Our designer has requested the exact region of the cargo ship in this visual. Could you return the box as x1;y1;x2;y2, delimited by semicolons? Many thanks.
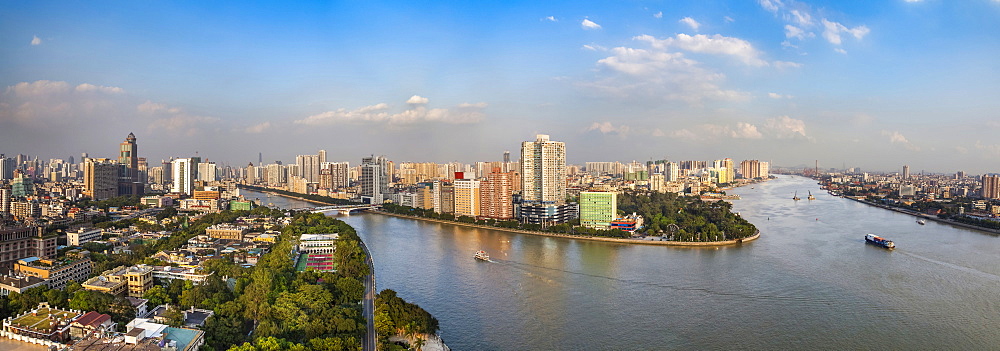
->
474;250;490;261
865;234;895;249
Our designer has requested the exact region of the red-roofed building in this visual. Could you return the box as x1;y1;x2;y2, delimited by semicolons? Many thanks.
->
70;311;115;340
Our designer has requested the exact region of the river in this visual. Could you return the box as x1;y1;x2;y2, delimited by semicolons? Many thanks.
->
241;175;1000;350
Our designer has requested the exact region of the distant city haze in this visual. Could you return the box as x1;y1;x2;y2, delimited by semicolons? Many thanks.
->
1;1;998;173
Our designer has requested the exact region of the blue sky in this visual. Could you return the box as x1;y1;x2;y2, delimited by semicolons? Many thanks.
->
2;0;999;173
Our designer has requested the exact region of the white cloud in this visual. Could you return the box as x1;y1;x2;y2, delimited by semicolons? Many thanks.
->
295;98;486;126
6;80;70;97
881;130;920;151
544;16;557;22
975;141;1000;156
75;83;125;94
764;115;809;139
790;10;813;26
406;95;429;105
636;33;768;66
784;25;813;40
904;0;922;2
768;92;792;99
679;17;701;31
834;48;847;54
654;12;663;19
759;0;783;13
587;121;630;135
581;19;602;30
724;16;735;23
733;122;763;139
31;35;42;46
244;122;271;134
582;44;606;51
821;18;870;45
773;60;803;69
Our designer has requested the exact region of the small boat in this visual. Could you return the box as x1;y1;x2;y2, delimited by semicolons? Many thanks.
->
474;250;490;261
865;234;895;249
917;220;926;225
807;191;815;200
793;191;800;201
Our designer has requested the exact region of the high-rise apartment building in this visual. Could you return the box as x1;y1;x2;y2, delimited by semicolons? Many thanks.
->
0;155;15;181
296;154;321;183
0;187;11;217
360;156;389;204
739;160;769;180
665;162;679;182
319;162;350;189
171;158;195;195
902;165;910;179
83;158;119;200
480;169;515;220
198;162;218;182
521;134;566;205
580;191;617;230
519;135;576;225
983;175;1000;200
453;179;481;218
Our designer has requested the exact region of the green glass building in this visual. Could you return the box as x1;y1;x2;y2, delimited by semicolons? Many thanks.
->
580;191;617;230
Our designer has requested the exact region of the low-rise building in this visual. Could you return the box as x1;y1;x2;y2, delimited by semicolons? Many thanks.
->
0;274;46;296
0;225;57;268
150;265;212;284
205;224;249;241
14;253;92;290
69;311;115;340
67;228;102;246
298;233;339;254
2;302;83;344
82;265;154;298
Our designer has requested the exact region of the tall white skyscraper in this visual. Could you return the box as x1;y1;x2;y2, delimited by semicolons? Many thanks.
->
665;162;679;182
361;156;389;204
171;158;195;195
520;134;566;205
297;153;322;183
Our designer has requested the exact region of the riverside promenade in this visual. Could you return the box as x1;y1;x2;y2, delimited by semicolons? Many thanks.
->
372;211;760;247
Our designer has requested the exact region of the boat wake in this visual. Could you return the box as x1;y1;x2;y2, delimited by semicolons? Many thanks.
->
494;259;846;306
897;251;1000;282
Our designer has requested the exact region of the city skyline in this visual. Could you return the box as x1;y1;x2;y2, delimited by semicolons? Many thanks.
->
2;1;999;173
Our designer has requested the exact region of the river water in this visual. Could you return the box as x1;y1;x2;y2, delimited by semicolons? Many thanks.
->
241;175;1000;350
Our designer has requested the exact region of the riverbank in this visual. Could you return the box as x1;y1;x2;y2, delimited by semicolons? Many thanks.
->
238;186;333;207
371;211;759;247
388;334;450;351
843;197;1000;235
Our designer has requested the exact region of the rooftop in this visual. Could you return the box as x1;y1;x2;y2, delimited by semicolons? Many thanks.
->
9;306;80;332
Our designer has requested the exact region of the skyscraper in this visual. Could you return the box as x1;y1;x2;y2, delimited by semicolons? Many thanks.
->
902;165;910;179
665;162;679;182
453;178;481;218
117;133;144;196
520;134;566;205
983;175;1000;200
360;156;389;204
518;135;575;225
319;162;350;189
83;158;118;200
171;158;195;195
480;169;515;220
297;154;321;183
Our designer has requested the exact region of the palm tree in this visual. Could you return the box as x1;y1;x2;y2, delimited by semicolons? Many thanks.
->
412;336;426;351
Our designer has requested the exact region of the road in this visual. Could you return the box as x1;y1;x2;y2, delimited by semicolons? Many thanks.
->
359;238;377;351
